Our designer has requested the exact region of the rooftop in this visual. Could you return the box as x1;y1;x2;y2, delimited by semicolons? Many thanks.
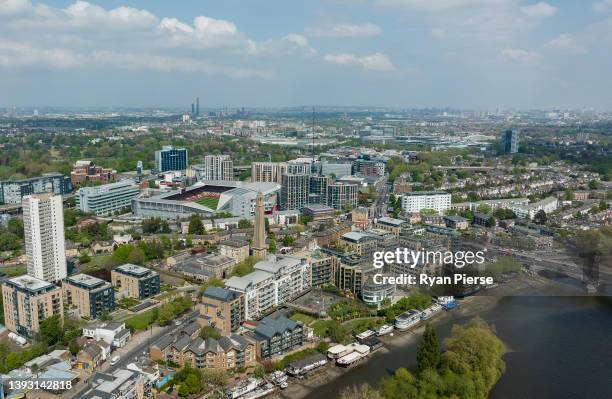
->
6;275;58;292
114;263;157;277
203;286;242;302
376;216;406;227
65;274;111;290
255;316;301;339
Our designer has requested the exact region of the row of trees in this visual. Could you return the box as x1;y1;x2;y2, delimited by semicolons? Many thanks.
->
342;318;506;399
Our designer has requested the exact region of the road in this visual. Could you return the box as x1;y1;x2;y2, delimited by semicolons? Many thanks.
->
372;179;390;218
67;314;196;398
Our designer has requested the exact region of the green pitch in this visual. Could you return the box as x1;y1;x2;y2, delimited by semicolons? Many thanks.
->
194;197;219;210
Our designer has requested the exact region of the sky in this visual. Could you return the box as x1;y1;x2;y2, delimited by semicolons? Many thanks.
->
1;0;611;110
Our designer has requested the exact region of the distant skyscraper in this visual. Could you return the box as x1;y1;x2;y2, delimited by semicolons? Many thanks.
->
23;193;67;282
191;103;195;115
196;97;200;117
202;155;233;181
252;192;267;259
503;129;519;154
155;146;188;172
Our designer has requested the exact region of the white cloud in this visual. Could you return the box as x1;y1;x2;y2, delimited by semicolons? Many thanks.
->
0;0;31;15
372;0;554;42
593;0;612;12
501;48;541;64
544;33;588;54
324;52;395;71
0;0;313;76
520;2;557;18
307;22;381;38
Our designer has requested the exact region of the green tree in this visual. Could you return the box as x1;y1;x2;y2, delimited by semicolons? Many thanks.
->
199;326;221;340
238;219;253;229
39;315;62;346
416;324;441;371
69;340;80;356
533;209;547;225
282;235;295;247
63;209;77;227
588;180;599;190
268;238;277;253
476;204;492;214
188;215;205;235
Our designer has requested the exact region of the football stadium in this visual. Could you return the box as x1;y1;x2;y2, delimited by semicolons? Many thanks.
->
132;181;280;220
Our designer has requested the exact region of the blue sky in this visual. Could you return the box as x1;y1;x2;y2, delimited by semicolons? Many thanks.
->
1;0;611;109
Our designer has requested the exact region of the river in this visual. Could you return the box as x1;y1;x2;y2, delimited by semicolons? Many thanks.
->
303;286;612;399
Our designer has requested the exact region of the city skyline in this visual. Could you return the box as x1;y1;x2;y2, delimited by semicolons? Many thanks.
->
1;0;612;110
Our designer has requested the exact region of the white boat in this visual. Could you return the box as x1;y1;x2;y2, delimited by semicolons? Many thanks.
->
327;344;352;359
394;310;422;331
270;371;287;384
242;383;276;399
226;378;262;399
376;324;394;336
356;329;376;341
286;353;327;376
420;304;443;320
336;344;370;367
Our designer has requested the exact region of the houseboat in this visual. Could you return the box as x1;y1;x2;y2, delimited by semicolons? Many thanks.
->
394;310;422;331
355;329;376;343
421;304;443;320
286;353;327;377
376;324;394;336
226;378;262;399
327;344;352;359
437;296;459;310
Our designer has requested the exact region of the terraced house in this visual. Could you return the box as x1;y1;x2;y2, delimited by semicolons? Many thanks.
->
150;324;255;370
253;316;304;359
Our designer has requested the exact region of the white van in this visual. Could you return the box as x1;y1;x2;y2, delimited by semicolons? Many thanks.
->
110;355;120;365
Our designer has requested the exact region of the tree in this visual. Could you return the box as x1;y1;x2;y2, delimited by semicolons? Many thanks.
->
485;216;497;228
199;326;221;340
588;180;599;190
7;218;24;238
494;208;516;220
126;247;146;265
416;324;441;371
476;204;492;214
188;215;205;235
238;219;253;229
268;238;277;253
282;235;295;247
78;252;91;264
69;340;80;356
39;315;62;346
63;209;77;227
564;190;575;201
599;201;609;211
340;383;382;399
533;210;547;225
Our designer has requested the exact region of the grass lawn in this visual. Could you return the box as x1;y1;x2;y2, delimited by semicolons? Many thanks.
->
125;309;157;331
290;312;315;326
0;265;26;277
194;197;219;210
118;297;141;309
